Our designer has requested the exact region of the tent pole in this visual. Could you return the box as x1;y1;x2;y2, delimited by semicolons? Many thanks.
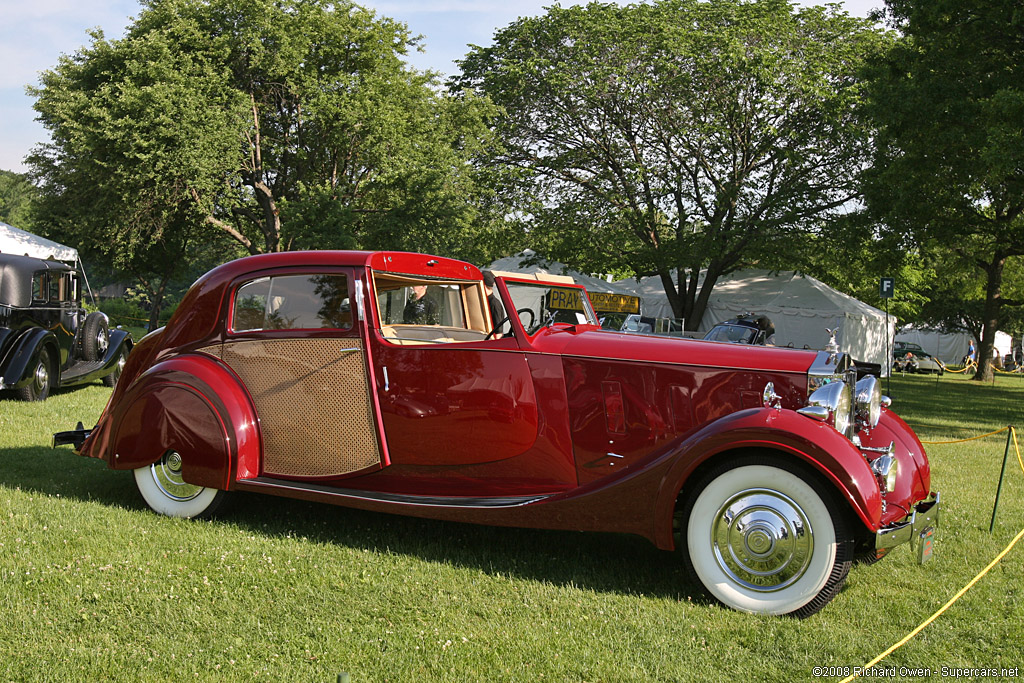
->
77;256;97;307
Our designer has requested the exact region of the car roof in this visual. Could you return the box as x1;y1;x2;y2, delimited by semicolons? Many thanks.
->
0;253;74;307
158;250;484;349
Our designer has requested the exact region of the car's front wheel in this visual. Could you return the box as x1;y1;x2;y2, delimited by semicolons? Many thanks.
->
680;455;854;618
134;451;226;519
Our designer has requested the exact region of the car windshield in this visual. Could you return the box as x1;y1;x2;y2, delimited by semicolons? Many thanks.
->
503;281;598;335
704;323;758;344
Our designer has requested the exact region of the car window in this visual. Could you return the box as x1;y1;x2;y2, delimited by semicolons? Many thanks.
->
372;273;493;345
31;273;45;302
503;281;597;335
377;284;465;327
231;274;352;332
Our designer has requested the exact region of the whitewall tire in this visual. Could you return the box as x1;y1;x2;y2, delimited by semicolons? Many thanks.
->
134;451;225;519
681;456;853;617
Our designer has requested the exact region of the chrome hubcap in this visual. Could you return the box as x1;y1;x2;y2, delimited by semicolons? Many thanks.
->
151;451;203;502
97;329;109;355
711;488;814;592
116;353;127;373
33;361;48;391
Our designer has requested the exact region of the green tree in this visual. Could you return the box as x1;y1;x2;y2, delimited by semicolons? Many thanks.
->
456;0;888;329
0;170;38;230
29;0;500;302
862;0;1024;381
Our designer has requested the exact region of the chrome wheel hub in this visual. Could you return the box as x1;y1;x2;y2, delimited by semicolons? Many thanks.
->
33;362;48;391
151;451;203;502
97;329;109;355
711;488;814;592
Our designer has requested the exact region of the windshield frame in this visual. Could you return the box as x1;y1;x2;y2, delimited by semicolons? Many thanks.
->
497;277;600;336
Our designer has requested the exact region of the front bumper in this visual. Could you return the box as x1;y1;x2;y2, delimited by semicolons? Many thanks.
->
875;491;940;563
53;422;92;453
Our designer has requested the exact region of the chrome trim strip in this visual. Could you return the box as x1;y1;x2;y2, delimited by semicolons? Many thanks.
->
238;476;552;509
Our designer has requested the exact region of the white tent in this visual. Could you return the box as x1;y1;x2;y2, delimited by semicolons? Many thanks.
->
489;250;635;296
618;269;896;371
0;221;78;262
896;327;1011;365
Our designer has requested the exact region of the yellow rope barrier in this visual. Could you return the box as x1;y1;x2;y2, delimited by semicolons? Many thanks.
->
838;425;1023;682
918;426;1011;444
838;527;1024;683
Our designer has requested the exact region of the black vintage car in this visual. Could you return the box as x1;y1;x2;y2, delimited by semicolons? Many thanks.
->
0;253;132;400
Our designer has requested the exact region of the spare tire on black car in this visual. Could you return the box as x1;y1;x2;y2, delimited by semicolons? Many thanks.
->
82;312;109;361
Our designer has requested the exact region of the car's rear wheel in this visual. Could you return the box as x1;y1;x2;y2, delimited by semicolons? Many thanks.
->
680;455;854;617
15;347;53;402
134;451;226;519
82;313;109;362
102;347;128;387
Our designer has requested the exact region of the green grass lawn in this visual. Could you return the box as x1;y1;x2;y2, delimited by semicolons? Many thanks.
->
1;374;1023;681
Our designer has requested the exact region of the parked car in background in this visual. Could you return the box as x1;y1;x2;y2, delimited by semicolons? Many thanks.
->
703;314;776;345
893;341;944;375
55;251;938;617
0;253;132;400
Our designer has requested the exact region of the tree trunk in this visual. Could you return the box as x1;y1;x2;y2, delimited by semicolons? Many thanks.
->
973;251;1007;382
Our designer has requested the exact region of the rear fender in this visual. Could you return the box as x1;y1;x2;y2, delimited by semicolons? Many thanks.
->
654;407;882;550
97;352;260;490
1;328;59;389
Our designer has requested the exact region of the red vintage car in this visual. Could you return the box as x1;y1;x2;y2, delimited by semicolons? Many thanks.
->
54;251;938;617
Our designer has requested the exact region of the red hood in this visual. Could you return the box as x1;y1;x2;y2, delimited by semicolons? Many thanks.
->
529;326;818;375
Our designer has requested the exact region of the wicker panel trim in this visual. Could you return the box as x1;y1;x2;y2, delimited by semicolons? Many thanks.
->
196;344;222;360
219;338;381;477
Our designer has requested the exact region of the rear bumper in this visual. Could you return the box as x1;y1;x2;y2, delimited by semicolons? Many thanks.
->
875;491;940;562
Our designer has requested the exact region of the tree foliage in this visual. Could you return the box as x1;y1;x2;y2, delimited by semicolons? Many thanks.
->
0;171;38;231
456;0;888;328
863;0;1024;379
29;0;501;298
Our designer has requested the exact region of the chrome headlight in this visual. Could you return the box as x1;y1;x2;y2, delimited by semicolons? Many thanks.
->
855;375;882;429
871;452;899;493
801;380;853;436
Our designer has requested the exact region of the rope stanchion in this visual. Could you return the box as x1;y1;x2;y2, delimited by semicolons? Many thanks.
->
838;423;1024;682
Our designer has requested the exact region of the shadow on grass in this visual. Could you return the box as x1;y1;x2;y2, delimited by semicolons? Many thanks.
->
0;445;709;606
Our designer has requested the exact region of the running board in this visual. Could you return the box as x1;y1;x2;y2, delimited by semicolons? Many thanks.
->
235;476;552;509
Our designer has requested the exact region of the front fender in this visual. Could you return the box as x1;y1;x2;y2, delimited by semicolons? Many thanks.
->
0;327;59;389
653;407;883;550
82;351;260;490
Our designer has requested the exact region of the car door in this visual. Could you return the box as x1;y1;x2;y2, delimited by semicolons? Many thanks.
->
368;273;541;468
210;268;385;480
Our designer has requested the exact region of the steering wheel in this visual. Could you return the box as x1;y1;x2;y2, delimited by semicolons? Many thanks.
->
485;307;536;340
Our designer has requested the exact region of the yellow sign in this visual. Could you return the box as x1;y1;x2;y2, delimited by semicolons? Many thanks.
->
545;288;641;314
546;287;585;311
587;292;641;314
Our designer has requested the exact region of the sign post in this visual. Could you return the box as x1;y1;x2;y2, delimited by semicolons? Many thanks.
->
880;278;894;396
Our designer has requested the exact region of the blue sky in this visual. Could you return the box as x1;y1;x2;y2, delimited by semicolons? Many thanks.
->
0;0;881;174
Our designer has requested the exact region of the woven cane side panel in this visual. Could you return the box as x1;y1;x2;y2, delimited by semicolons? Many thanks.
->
219;338;381;477
197;345;222;360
